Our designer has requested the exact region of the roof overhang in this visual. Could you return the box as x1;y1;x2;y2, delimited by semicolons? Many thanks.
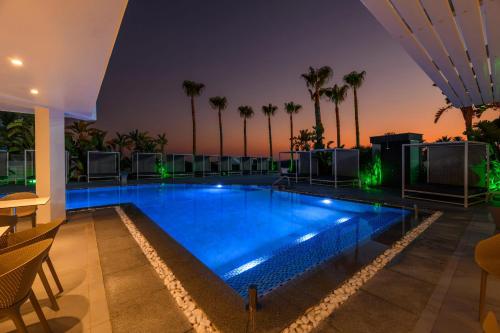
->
0;0;128;120
361;0;499;108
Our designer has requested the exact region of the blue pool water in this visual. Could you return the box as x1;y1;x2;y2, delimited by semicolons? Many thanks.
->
67;184;409;297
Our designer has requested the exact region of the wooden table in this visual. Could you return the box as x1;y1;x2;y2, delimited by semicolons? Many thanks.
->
0;197;50;214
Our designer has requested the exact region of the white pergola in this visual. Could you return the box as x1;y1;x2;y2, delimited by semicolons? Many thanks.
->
0;0;128;223
361;0;499;107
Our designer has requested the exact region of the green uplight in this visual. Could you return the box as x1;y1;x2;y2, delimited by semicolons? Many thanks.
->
488;160;500;192
28;179;36;185
155;161;171;179
360;154;382;188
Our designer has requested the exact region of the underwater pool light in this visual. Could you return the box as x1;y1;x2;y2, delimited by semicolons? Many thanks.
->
337;217;350;224
321;199;332;204
216;184;223;188
223;256;269;279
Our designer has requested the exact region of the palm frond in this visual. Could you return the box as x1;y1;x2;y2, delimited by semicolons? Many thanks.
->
434;104;454;123
182;80;205;97
284;102;302;114
209;96;228;110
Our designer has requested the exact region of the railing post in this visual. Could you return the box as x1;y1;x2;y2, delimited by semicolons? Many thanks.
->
247;284;258;332
464;142;468;208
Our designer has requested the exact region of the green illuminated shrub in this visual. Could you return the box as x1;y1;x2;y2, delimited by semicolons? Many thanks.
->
360;154;382;188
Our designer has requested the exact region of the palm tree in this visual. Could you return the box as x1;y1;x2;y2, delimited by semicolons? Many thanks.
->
182;80;205;155
209;96;228;158
343;70;366;148
324;84;349;148
156;133;168;154
238;106;254;157
90;129;108;151
284;102;302;152
5;117;34;153
107;132;131;156
261;104;278;159
433;97;498;139
301;66;333;148
292;129;315;151
66;121;94;145
128;129;154;152
436;135;452;142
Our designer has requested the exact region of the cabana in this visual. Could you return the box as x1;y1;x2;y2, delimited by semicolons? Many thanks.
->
256;157;270;174
132;152;162;179
166;154;193;178
221;156;242;175
0;150;8;184
278;151;310;183
278;149;360;187
193;155;210;177
87;151;120;182
241;157;253;175
402;141;489;207
24;149;35;186
207;155;221;176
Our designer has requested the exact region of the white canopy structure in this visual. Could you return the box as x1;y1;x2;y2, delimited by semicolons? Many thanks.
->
361;0;499;107
0;0;128;222
278;149;360;188
132;152;162;179
402;141;489;207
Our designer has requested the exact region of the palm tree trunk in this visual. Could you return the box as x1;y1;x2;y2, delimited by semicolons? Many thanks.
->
243;118;248;157
289;114;294;151
267;115;273;159
191;96;196;155
463;107;474;140
218;109;223;157
335;102;341;148
314;94;324;148
353;88;360;148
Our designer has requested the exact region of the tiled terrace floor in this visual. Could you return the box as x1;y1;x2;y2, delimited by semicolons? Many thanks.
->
0;183;498;332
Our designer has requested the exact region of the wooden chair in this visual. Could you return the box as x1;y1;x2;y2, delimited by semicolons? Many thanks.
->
483;311;500;333
0;214;17;235
0;219;65;311
475;233;500;320
0;192;38;229
0;239;53;333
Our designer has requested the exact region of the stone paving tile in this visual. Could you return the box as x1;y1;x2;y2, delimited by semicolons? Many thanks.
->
322;290;418;333
388;251;447;285
103;264;165;311
99;245;147;275
360;268;435;315
110;288;192;333
96;233;138;254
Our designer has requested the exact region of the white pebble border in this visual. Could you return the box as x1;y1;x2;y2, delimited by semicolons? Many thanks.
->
114;207;220;333
280;211;443;333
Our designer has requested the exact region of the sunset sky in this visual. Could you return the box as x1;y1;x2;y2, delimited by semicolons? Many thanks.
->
96;0;498;157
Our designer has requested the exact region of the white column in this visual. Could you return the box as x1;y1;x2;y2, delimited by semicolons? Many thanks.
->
35;107;66;223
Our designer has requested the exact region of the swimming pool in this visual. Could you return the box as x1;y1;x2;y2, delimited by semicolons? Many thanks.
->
67;184;410;297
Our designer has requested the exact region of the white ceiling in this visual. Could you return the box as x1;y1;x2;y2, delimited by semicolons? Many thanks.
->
0;0;128;119
361;0;499;108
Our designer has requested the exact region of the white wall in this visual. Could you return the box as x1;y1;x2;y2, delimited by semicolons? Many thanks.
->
35;107;66;223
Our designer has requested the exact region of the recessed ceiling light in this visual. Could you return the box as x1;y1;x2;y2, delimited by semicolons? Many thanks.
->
30;89;39;95
9;58;23;67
